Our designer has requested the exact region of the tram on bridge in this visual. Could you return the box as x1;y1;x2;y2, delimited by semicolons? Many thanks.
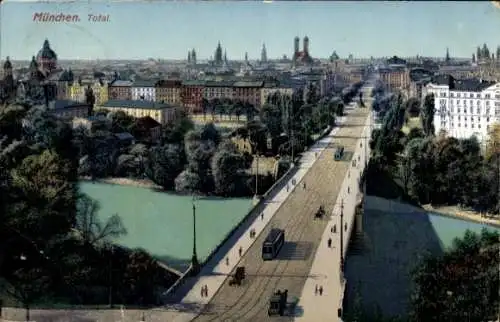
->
262;228;285;260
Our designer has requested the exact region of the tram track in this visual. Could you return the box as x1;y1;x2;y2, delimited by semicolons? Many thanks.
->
193;109;370;322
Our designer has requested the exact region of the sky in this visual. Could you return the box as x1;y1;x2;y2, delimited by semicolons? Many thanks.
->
1;1;500;60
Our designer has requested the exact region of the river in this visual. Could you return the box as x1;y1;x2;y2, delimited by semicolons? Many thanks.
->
80;182;252;272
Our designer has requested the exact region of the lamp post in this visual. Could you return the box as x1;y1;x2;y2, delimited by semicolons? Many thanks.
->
108;244;114;308
191;195;200;275
340;199;345;272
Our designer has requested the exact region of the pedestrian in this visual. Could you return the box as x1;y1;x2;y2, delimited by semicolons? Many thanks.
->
302;182;306;190
315;284;319;295
319;286;323;296
261;213;264;220
330;226;333;233
328;238;332;248
333;225;337;233
204;285;209;297
239;246;243;257
292;179;296;185
345;223;347;231
201;286;205;298
226;257;229;266
286;184;289;192
348;186;350;193
315;152;318;158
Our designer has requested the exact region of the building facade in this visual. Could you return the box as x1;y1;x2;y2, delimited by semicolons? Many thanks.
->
204;80;234;101
181;80;205;112
131;80;156;101
100;99;176;125
70;80;108;105
156;79;182;105
232;80;264;108
426;75;500;142
48;99;90;120
379;67;410;93
108;80;132;100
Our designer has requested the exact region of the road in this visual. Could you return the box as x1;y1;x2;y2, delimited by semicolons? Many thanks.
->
192;107;371;322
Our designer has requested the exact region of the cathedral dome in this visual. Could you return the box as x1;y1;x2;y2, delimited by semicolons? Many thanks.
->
30;56;38;69
36;39;57;61
3;57;12;69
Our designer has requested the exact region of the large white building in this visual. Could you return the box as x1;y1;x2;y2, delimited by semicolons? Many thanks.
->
131;80;156;101
425;75;500;142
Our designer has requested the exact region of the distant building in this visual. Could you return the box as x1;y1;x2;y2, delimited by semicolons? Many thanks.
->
48;99;90;120
108;80;132;100
155;79;182;105
232;80;264;108
181;80;205;112
204;80;234;101
131;79;156;101
426;75;500;141
378;66;410;93
101;99;176;125
292;36;313;66
36;39;57;74
70;78;107;105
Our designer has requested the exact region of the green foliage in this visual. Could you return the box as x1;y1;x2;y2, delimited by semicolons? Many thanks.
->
211;141;247;196
420;94;435;137
410;228;500;322
145;144;185;190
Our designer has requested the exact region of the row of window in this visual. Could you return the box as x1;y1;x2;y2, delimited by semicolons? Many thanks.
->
441;121;492;130
440;91;493;99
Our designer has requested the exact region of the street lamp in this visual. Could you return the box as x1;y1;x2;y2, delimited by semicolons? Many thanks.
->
191;195;200;276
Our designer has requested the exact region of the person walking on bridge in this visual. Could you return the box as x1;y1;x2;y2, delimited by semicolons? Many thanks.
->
239;246;243;257
327;238;332;248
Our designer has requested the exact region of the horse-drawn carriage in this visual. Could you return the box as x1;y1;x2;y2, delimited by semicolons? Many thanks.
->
314;205;325;219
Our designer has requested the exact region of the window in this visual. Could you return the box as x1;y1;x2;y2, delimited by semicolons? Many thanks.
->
478;124;481;128
487;117;490;122
470;93;474;98
476;108;480;114
486;101;490;106
470;107;473;114
472;124;475;128
451;93;455;98
476;94;480;98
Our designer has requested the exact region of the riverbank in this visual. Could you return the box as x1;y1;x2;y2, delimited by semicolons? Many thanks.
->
422;204;500;229
80;176;162;190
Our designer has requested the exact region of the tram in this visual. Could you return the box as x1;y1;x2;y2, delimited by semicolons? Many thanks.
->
262;228;285;260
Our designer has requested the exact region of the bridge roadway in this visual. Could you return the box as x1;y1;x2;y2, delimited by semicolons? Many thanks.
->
192;107;370;322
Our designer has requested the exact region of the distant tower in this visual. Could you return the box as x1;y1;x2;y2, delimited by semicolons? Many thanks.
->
224;50;228;64
3;56;12;76
445;47;450;62
188;51;192;64
215;42;223;65
191;49;197;64
294;36;300;56
36;39;57;74
29;56;39;78
245;52;248;63
261;43;268;63
303;36;309;54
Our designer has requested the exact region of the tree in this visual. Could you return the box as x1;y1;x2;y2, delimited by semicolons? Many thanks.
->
145;144;185;190
260;103;283;141
211;141;246;196
421;94;435;137
108;110;134;133
74;194;127;248
122;249;161;305
405;97;421;118
161;110;194;144
245;120;268;155
410;228;500;322
485;123;500;159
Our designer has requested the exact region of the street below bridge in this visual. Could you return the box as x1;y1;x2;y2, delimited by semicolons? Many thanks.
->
191;107;371;322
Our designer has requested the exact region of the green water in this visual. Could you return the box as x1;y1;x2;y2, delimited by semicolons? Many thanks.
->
80;182;252;271
427;213;499;249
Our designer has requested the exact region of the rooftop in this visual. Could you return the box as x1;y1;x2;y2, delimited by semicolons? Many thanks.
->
109;80;133;87
430;74;495;92
233;81;264;87
132;80;156;87
102;99;173;110
205;80;235;87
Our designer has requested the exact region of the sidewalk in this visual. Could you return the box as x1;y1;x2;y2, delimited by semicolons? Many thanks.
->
169;118;347;322
295;111;371;322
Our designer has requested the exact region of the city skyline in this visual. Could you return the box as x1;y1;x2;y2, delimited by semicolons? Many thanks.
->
1;1;500;60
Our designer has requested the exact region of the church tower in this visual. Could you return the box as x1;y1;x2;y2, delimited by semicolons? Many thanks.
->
303;36;309;54
261;43;267;63
3;56;12;76
294;36;300;57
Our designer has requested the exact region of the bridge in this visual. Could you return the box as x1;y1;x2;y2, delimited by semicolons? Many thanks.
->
167;88;373;322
